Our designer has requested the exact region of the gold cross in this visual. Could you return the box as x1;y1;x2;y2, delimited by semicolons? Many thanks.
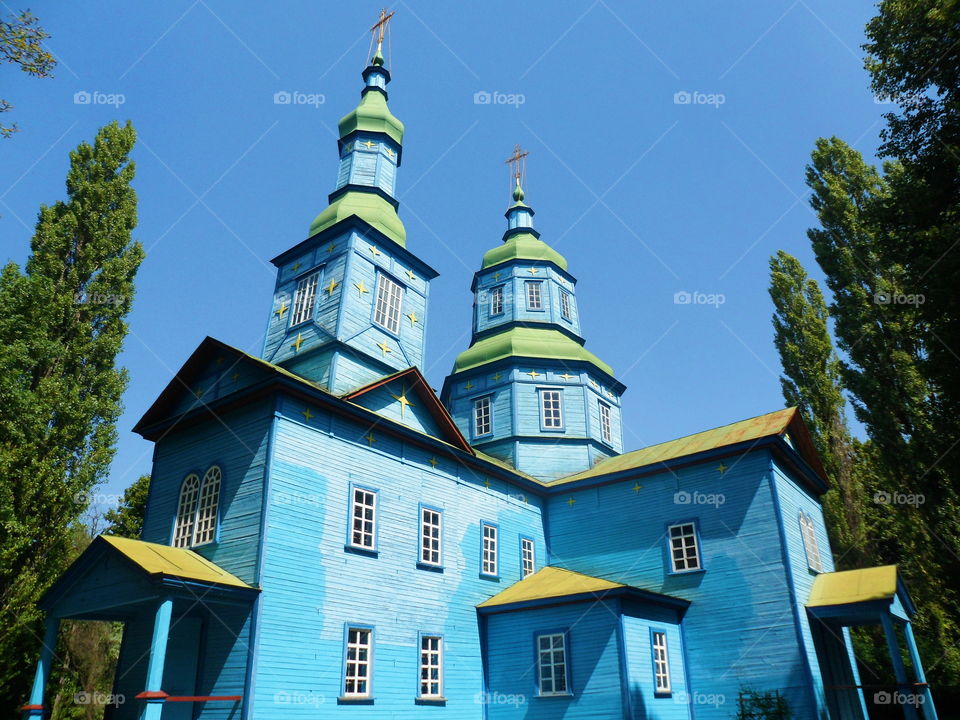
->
559;373;574;380
369;245;381;256
493;271;501;281
370;8;395;49
275;301;289;320
464;381;474;391
484;479;491;488
407;311;418;325
385;147;395;157
526;370;541;379
302;408;314;422
505;143;529;185
364;139;376;149
717;462;728;475
391;386;415;417
194;387;204;398
428;456;438;468
355;281;369;295
492;372;502;382
406;269;416;281
327;243;336;253
528;267;539;274
377;341;391;356
325;278;339;295
567;497;576;507
365;432;376;445
291;262;302;272
632;483;643;494
292;333;305;352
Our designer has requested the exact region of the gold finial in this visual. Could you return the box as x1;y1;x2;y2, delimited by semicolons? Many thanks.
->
505;144;529;201
370;8;395;60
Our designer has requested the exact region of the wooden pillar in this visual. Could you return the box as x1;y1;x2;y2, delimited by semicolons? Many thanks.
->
881;614;919;720
136;597;173;720
903;621;938;720
20;616;58;719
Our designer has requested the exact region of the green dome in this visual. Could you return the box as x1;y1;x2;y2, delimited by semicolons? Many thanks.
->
482;231;568;271
338;90;404;146
309;190;406;246
453;326;613;376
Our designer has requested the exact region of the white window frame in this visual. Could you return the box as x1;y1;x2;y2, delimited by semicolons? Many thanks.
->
473;395;492;437
599;401;612;444
481;522;498;576
525;280;543;310
290;271;320;326
420;507;442;567
418;635;443;698
373;273;403;335
193;465;221;546
539;388;564;430
172;474;200;548
537;632;569;696
559;289;572;319
350;487;377;550
521;537;535;578
652;631;671;694
668;522;701;572
490;285;504;316
799;511;824;572
343;627;372;698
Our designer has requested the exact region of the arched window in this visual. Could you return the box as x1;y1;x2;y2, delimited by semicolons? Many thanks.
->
194;465;221;545
172;474;200;548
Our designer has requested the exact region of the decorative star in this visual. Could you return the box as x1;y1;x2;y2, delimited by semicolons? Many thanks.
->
327;243;337;254
526;370;541;379
484;479;491;489
606;390;615;399
302;408;315;422
464;381;474;391
589;379;600;389
717;462;728;475
632;483;643;494
567;497;576;507
391;387;415;418
194;387;204;398
343;142;354;153
428;456;439;468
385;147;395;157
354;281;369;296
325;278;339;295
231;372;241;382
559;373;575;380
364;140;376;149
377;341;392;356
406;269;416;281
275;302;289;320
493;271;502;281
407;311;419;326
292;333;305;352
528;267;539;275
365;432;376;445
291;262;302;272
492;372;502;382
369;245;381;257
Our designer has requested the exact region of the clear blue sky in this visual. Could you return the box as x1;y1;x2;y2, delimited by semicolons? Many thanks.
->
2;1;883;504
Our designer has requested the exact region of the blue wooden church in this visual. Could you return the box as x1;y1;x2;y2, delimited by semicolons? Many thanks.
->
23;24;938;720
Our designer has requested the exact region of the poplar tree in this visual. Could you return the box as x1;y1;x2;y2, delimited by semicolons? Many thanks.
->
103;474;151;539
0;121;143;709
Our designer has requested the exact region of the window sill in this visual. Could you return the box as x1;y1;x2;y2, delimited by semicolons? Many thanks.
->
337;696;374;705
415;697;447;706
479;573;501;582
416;562;444;573
667;568;705;576
344;544;379;558
537;692;573;699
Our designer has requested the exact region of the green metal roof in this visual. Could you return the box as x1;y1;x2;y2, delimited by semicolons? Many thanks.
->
452;326;613;376
338;89;404;145
482;231;568;271
309;190;406;246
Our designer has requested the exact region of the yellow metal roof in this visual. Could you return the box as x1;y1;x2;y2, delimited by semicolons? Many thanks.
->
102;535;253;589
807;565;898;607
478;566;625;608
552;407;800;484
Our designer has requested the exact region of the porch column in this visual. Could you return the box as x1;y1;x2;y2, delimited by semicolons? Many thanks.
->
136;596;173;720
20;616;59;719
903;621;938;720
881;614;919;720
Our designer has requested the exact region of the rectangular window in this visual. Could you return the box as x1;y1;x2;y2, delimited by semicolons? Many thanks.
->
350;487;377;550
420;507;442;566
652;631;671;694
290;271;320;325
537;633;568;696
343;627;372;697
800;512;824;572
525;280;542;310
490;285;504;316
668;522;701;572
474;396;492;437
540;389;564;429
521;537;535;578
373;273;403;334
419;635;443;698
559;290;572;319
481;522;498;576
599;401;612;444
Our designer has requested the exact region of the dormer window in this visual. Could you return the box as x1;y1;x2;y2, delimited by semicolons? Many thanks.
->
374;273;403;334
291;272;320;326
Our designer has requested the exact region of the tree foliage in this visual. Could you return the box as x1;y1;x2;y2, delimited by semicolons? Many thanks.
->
0;9;56;137
103;474;151;540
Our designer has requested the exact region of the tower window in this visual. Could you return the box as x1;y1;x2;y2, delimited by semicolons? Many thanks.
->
172;466;221;548
668;522;701;572
599;401;613;444
481;522;498;576
373;273;404;335
490;285;504;316
418;635;443;698
343;626;372;697
536;632;569;696
521;537;535;578
651;631;671;694
290;272;320;326
420;506;442;567
350;486;377;550
559;290;572;319
799;511;824;572
525;281;543;310
473;395;492;437
539;389;564;430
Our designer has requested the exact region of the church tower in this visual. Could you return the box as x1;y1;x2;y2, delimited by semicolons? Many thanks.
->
442;151;625;479
262;16;437;394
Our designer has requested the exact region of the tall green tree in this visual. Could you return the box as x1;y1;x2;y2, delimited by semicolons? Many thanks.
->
0;121;142;711
103;474;151;539
1;9;56;137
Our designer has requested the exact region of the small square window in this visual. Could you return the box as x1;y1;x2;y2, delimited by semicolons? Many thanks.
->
668;522;701;572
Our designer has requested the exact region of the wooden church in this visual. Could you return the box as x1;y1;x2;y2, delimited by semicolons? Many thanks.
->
23;15;937;720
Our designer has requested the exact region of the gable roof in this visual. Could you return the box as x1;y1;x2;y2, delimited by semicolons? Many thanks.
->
551;406;826;486
342;366;472;452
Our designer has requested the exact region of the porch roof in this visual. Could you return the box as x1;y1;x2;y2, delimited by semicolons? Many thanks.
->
806;565;916;624
97;536;253;589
